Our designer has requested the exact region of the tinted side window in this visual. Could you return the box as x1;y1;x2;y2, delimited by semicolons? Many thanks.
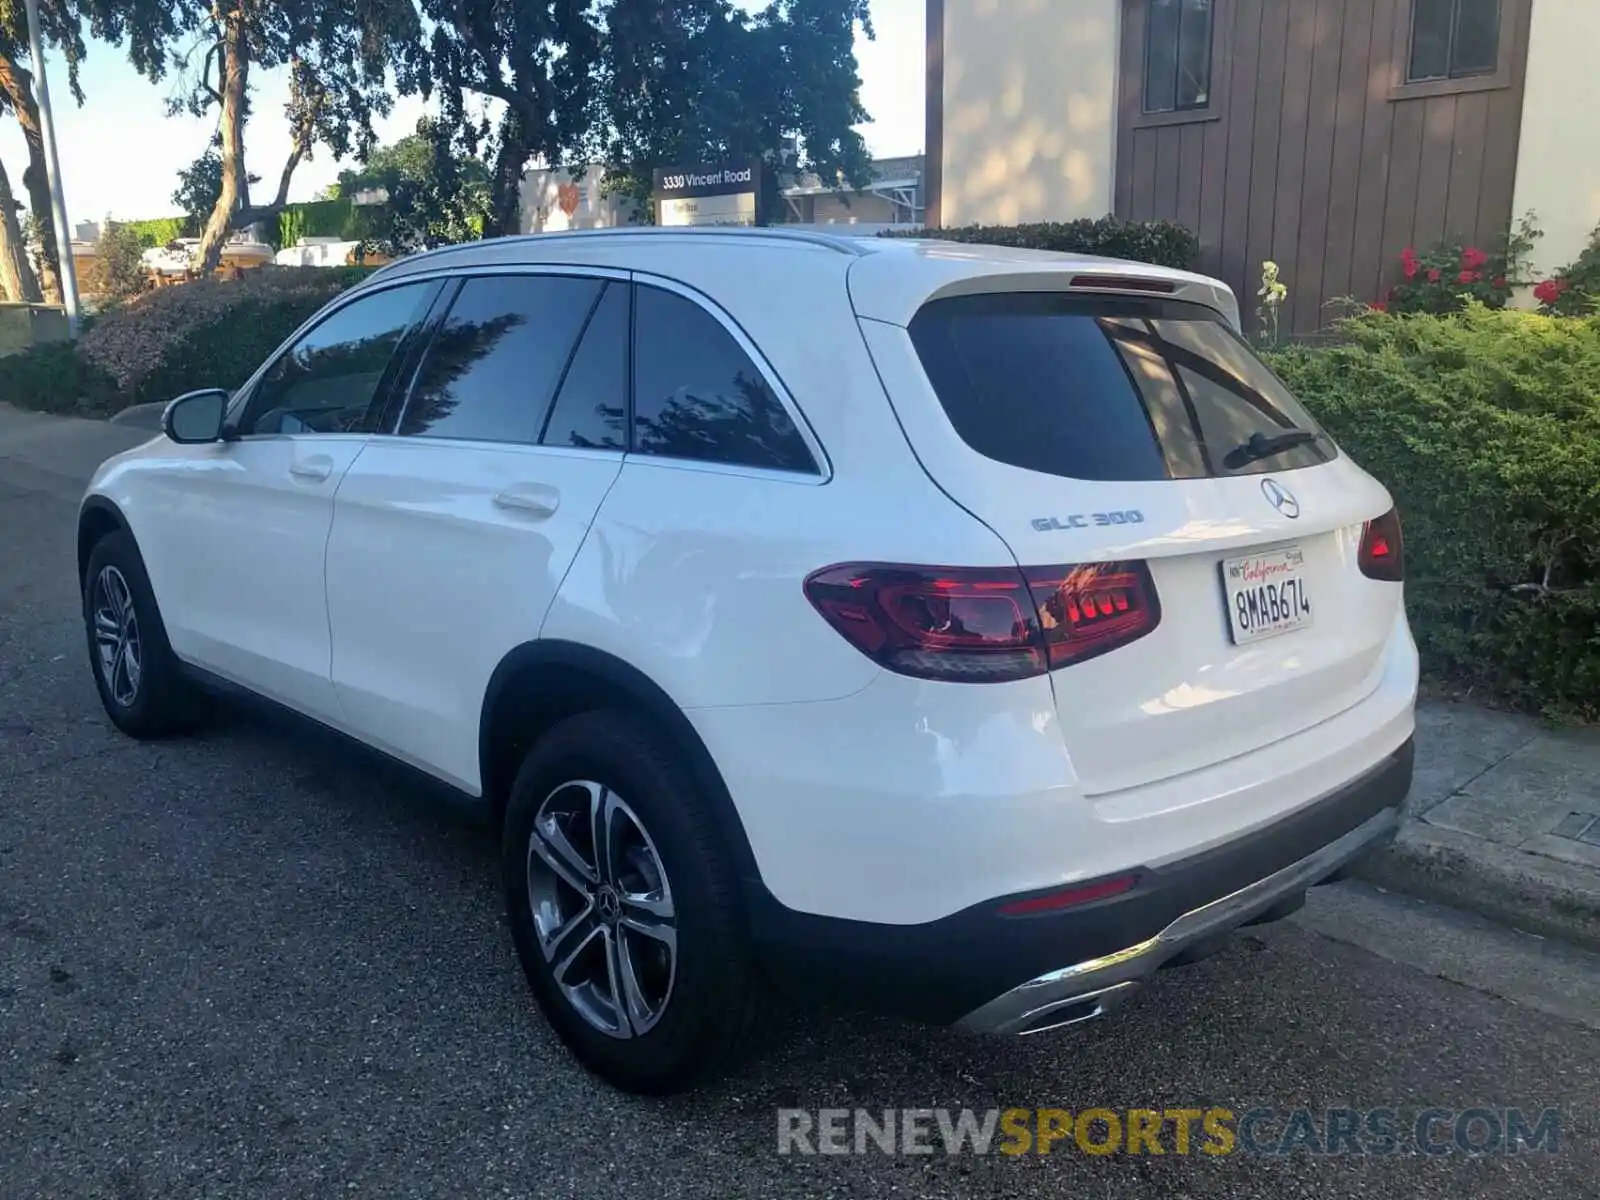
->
240;283;429;436
540;282;628;450
631;285;815;473
400;274;603;444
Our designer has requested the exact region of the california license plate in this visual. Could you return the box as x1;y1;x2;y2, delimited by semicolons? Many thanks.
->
1222;546;1312;645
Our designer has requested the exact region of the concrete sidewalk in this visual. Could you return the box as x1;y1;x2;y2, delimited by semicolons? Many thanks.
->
1356;700;1600;951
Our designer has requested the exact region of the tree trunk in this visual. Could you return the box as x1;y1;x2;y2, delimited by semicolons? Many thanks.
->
196;7;250;275
484;111;528;239
0;52;62;305
0;158;41;302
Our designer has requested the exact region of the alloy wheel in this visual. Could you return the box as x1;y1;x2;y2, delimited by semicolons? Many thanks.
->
92;565;142;708
526;780;678;1038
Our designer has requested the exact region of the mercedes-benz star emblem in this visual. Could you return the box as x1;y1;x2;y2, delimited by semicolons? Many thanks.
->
1261;478;1300;519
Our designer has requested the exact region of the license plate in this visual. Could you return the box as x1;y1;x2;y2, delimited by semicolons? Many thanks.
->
1222;546;1313;645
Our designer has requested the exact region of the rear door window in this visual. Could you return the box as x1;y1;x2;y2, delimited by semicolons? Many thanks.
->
399;273;603;444
908;293;1335;481
540;282;629;450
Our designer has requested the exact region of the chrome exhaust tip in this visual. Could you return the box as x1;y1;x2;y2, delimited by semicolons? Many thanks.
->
1015;981;1141;1036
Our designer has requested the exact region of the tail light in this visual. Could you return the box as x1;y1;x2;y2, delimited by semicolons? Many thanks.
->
1358;508;1404;581
803;561;1161;683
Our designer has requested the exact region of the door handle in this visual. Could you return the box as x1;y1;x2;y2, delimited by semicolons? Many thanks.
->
289;455;334;482
493;486;560;518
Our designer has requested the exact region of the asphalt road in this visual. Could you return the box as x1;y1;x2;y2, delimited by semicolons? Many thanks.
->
2;404;1598;1200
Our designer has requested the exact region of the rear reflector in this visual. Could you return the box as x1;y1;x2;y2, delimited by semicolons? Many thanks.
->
998;874;1139;916
1358;508;1404;582
803;561;1160;683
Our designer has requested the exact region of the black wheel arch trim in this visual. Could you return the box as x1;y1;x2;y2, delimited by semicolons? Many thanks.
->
479;639;764;888
77;495;132;586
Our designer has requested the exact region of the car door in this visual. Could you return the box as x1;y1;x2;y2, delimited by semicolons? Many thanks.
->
325;270;629;791
146;279;436;723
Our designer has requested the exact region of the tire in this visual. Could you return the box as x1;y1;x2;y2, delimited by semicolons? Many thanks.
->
82;530;199;738
502;710;763;1094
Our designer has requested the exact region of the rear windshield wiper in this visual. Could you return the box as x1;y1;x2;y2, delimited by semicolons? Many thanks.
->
1223;428;1320;470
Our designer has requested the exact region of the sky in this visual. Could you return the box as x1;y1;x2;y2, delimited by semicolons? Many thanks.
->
0;0;924;227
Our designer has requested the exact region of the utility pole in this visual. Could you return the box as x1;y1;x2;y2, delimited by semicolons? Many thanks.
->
22;0;81;334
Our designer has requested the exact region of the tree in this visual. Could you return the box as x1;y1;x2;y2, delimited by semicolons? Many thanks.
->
172;142;259;234
416;0;602;238
590;0;875;223
0;0;181;304
0;155;39;301
0;0;96;303
121;0;423;274
331;120;490;253
98;219;149;300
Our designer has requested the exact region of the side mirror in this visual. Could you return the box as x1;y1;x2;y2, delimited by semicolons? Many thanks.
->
162;389;230;444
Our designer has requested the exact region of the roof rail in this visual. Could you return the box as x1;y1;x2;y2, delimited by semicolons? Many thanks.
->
364;224;872;282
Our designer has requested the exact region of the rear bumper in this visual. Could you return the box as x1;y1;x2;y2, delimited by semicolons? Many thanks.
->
747;737;1413;1028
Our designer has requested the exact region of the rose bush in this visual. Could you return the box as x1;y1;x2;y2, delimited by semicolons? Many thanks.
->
1386;241;1514;314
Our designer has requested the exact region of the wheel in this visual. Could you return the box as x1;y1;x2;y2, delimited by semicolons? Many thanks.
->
82;530;199;738
502;710;763;1094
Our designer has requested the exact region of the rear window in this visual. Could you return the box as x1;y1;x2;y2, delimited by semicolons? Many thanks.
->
908;293;1335;481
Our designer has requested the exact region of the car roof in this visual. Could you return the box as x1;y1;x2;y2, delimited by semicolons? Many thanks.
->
362;227;1240;330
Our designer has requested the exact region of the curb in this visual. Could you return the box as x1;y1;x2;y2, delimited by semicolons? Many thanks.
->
107;402;167;432
1351;821;1600;953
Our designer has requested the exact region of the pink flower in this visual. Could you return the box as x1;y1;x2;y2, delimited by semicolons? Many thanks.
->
1427;268;1441;283
1461;247;1489;270
1401;247;1419;281
1370;301;1389;312
1458;270;1479;285
1493;276;1508;289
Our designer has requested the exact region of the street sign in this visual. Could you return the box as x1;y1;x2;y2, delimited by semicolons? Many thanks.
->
653;161;763;227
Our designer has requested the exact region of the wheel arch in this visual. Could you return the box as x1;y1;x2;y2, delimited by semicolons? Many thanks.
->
478;640;762;884
77;495;131;590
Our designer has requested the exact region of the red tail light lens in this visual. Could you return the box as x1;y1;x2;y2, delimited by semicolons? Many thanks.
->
1358;508;1404;582
1024;563;1163;668
803;561;1160;683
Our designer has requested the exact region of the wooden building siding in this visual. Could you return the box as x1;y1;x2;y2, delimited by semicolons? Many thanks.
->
1115;0;1533;333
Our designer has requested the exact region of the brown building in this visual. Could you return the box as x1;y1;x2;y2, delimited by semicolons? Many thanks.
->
926;0;1592;332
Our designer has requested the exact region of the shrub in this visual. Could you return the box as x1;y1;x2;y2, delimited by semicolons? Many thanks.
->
121;217;190;249
1265;305;1600;718
1385;242;1513;313
1534;223;1600;316
99;223;152;303
77;267;367;402
0;339;121;415
133;293;334;404
884;216;1200;271
1384;214;1539;315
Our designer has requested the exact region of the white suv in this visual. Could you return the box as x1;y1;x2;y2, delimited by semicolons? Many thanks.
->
78;229;1417;1093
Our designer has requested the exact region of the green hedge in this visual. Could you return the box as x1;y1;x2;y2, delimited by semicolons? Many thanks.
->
0;339;121;415
120;217;190;248
885;217;1200;271
267;198;360;250
0;266;378;417
1266;306;1600;719
130;294;335;405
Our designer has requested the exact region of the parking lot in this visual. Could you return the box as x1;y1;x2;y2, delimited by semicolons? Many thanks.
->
2;407;1598;1199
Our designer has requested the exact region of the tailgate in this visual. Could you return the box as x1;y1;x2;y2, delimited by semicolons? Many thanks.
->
857;291;1402;794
